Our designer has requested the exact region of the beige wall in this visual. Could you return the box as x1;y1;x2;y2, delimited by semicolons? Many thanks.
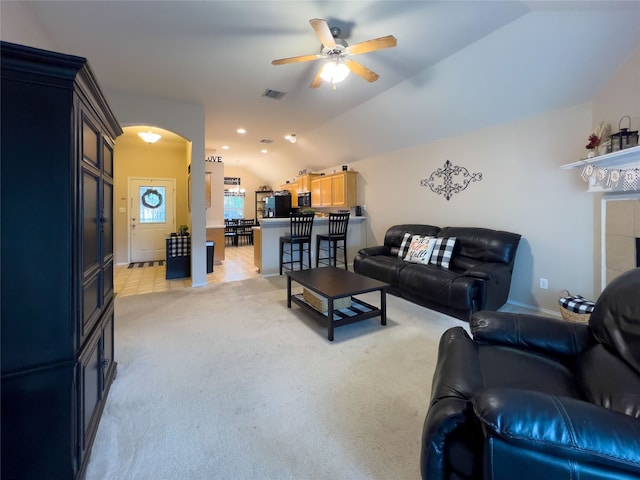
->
593;48;640;138
222;165;270;221
205;161;225;227
203;162;269;225
347;102;593;314
330;48;637;314
114;137;190;265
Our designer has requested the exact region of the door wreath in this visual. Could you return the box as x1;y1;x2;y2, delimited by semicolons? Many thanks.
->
141;188;163;209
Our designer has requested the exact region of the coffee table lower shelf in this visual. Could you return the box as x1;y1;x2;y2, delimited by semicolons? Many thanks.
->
290;294;385;341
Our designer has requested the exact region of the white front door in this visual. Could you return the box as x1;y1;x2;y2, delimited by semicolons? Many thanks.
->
129;178;176;262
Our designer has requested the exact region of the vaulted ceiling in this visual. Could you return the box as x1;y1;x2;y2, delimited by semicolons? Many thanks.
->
10;1;640;181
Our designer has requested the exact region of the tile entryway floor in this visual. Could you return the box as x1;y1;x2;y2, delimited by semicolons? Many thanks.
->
115;244;259;297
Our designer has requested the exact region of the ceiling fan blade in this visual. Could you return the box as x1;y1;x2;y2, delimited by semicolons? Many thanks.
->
344;59;380;83
345;35;397;55
309;67;324;89
272;54;322;65
309;18;336;48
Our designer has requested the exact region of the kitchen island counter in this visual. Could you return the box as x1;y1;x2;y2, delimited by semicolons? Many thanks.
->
256;216;367;276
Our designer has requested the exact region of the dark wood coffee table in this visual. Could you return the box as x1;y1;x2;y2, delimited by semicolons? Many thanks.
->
286;267;388;341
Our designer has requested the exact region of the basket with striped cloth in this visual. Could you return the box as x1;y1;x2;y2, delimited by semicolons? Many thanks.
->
559;291;595;323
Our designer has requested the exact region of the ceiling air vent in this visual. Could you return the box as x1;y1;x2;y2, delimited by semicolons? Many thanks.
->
262;89;286;100
260;139;273;144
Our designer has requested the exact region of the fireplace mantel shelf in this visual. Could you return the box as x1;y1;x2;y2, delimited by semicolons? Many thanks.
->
561;145;640;193
561;145;640;170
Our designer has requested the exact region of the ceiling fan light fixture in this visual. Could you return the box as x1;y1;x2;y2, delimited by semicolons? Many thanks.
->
138;130;161;144
320;59;349;84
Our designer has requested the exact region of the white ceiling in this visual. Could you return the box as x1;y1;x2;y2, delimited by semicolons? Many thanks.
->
15;1;640;179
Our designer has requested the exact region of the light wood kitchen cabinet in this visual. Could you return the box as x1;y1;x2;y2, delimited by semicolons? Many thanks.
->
298;173;319;193
279;182;298;206
320;176;333;206
332;171;358;206
311;177;322;206
310;171;357;207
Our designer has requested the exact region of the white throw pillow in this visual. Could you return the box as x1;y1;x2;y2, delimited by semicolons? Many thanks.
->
403;235;437;265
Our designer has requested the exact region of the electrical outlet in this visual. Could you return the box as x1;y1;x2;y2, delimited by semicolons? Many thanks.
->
539;278;548;289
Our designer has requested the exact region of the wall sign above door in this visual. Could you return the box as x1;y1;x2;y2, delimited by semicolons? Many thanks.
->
421;160;483;201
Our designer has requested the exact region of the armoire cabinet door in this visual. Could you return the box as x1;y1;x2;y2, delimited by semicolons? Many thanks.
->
102;177;114;303
81;162;102;341
78;329;101;463
77;299;114;467
81;113;115;342
102;302;115;384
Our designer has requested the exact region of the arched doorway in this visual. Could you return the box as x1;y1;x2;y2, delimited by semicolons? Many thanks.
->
113;126;191;266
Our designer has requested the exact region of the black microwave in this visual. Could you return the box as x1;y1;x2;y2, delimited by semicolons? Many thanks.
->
298;192;311;208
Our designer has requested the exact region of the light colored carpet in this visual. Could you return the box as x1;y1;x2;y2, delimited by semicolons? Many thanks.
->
86;275;468;480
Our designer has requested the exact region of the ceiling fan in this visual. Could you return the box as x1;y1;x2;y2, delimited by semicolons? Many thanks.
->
271;18;397;88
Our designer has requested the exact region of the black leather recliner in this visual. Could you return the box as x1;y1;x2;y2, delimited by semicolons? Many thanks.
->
421;267;640;480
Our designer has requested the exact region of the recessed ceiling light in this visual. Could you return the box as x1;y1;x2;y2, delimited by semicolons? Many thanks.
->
237;128;246;134
261;149;268;154
222;145;229;150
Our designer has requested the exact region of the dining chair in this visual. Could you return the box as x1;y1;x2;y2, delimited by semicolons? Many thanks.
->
236;218;255;246
224;219;239;247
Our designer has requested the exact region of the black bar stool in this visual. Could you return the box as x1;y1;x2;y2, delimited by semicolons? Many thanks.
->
316;212;350;270
279;213;315;275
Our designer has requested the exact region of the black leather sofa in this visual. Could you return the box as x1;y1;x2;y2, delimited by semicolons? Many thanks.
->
353;225;521;319
421;267;640;480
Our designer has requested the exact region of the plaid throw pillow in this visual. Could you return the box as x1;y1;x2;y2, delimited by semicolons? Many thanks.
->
398;232;413;259
429;237;457;269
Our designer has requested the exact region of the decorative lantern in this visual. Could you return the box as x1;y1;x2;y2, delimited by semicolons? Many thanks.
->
610;116;639;152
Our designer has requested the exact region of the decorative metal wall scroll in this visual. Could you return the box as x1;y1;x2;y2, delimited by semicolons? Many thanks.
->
420;160;483;201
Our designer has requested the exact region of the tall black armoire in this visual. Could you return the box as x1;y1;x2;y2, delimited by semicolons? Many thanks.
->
1;41;122;479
